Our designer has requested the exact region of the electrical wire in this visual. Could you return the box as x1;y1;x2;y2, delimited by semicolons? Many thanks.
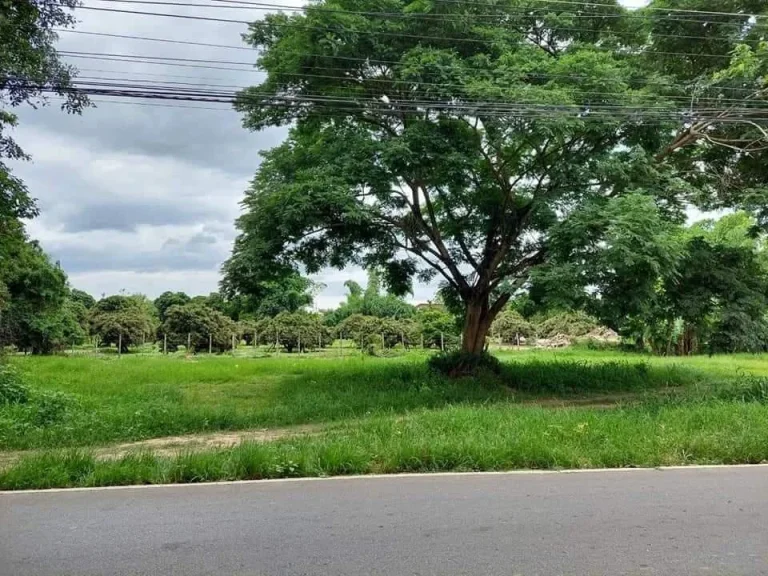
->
99;0;767;23
55;51;763;98
54;28;751;62
75;4;766;45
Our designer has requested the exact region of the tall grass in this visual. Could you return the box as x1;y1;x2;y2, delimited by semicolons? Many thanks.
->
0;352;724;450
3;400;768;490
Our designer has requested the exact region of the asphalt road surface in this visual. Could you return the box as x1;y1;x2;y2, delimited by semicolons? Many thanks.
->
2;467;768;576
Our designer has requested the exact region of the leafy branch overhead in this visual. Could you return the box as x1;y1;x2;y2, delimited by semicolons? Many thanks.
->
223;0;768;355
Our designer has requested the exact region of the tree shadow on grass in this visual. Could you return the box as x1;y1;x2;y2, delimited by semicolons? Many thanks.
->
260;357;712;425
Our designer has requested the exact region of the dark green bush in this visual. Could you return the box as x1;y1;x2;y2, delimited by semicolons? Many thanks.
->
500;360;678;394
0;364;30;405
428;351;502;377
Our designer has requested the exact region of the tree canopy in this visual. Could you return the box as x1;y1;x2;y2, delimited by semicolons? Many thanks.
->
229;0;768;359
89;295;157;353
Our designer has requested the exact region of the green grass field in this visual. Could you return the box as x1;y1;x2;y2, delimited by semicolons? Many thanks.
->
2;348;768;489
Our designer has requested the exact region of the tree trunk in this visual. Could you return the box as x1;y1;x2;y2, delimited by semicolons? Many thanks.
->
461;297;495;355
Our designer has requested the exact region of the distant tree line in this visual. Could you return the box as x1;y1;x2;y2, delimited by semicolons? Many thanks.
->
3;211;768;356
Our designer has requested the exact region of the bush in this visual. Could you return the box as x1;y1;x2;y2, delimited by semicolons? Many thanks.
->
428;351;502;378
535;311;598;339
0;364;30;405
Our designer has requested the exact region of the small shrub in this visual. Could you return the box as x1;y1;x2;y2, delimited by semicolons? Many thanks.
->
0;364;30;405
428;351;502;378
31;391;75;426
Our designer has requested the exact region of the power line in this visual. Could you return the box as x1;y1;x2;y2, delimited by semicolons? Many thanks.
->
55;28;746;63
61;53;263;72
59;50;255;66
75;4;765;44
101;0;768;21
32;80;768;118
55;29;256;51
93;0;759;26
57;51;763;97
63;69;768;110
362;0;767;19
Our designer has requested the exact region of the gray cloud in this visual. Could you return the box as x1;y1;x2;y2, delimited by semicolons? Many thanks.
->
63;200;227;232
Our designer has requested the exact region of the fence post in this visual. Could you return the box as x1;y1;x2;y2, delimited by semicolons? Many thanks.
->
163;333;167;355
276;330;280;355
318;332;322;350
232;333;236;354
401;332;405;349
381;333;385;349
254;331;257;348
209;333;212;354
298;331;302;354
118;331;122;357
339;332;343;356
440;332;444;352
187;333;191;352
421;333;424;349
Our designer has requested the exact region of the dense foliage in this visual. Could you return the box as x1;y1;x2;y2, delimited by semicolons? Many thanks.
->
225;0;768;358
89;295;157;353
160;303;236;353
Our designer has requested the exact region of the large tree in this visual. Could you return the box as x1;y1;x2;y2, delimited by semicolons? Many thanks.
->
227;0;766;358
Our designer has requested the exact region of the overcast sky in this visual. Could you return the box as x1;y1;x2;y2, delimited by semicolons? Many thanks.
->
10;0;648;307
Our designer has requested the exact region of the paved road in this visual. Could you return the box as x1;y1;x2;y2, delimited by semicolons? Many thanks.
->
2;467;767;576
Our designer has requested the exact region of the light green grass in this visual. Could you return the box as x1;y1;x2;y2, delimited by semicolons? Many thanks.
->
2;350;730;451
3;400;768;490
2;350;768;490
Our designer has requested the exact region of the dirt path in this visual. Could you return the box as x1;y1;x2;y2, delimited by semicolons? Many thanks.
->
0;423;323;470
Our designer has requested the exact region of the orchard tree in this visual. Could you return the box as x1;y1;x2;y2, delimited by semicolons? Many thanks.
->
161;303;235;353
227;0;767;366
154;291;190;323
89;295;157;353
261;311;326;352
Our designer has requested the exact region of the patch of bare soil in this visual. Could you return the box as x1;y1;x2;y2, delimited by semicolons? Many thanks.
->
0;423;323;469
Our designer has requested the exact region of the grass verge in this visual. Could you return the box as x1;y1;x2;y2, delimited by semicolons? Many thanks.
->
3;399;768;490
2;352;714;451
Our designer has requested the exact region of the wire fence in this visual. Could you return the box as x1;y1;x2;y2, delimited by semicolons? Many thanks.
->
51;330;471;358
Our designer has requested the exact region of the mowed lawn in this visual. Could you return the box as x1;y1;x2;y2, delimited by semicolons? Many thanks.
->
2;349;768;489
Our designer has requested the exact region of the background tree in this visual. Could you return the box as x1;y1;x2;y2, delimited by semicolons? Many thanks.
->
0;239;68;353
228;0;764;365
1;0;87;356
160;303;235;353
324;269;415;325
69;289;95;311
154;291;190;323
221;261;316;318
491;309;535;344
261;311;326;353
415;305;459;349
89;295;157;353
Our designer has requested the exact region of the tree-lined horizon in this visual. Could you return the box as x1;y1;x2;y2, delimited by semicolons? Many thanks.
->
223;0;768;360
